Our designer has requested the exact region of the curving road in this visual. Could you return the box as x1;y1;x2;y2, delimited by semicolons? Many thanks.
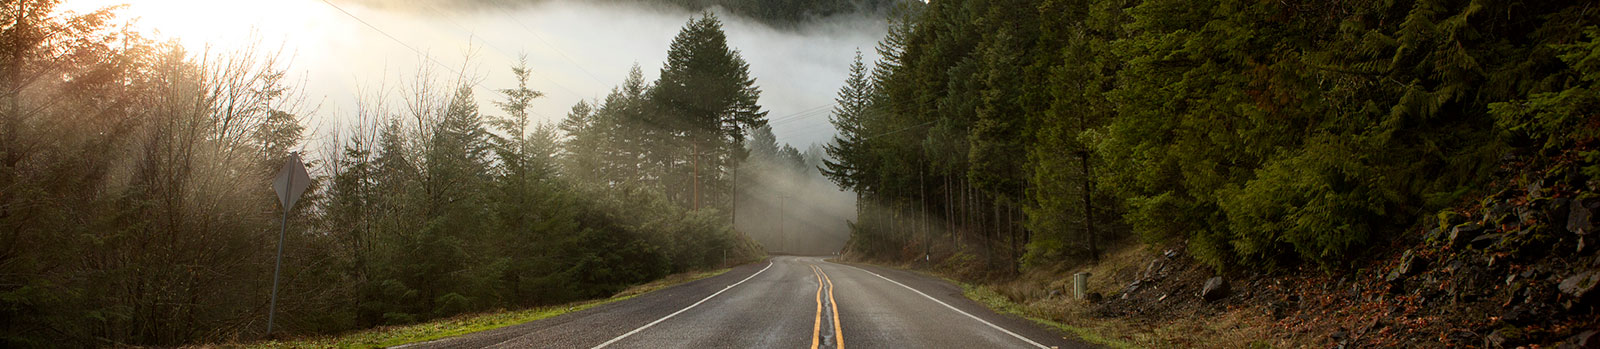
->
400;256;1095;348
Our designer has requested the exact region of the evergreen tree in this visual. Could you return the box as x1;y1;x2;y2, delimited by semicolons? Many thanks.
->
650;13;768;212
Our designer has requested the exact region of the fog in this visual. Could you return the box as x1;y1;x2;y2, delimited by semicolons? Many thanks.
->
64;0;883;253
735;142;858;256
314;0;886;148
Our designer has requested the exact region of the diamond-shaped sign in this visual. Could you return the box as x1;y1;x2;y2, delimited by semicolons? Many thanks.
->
273;153;310;211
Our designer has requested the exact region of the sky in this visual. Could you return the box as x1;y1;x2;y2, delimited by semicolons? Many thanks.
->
60;0;888;152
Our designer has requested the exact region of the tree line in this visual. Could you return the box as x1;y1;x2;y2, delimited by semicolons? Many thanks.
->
824;0;1600;272
0;2;776;346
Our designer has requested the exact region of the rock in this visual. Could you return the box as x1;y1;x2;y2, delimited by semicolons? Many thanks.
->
1201;276;1230;302
1048;289;1062;299
1086;292;1103;303
1144;258;1165;279
1269;301;1292;319
1447;329;1477;345
1330;327;1349;344
1568;330;1599;349
1500;305;1534;325
1529;179;1545;199
1559;270;1599;301
1516;208;1538;230
1488;202;1514;221
1387;250;1428;281
1488;327;1524;347
1550;197;1574;227
1450;223;1485;248
1470;233;1504;250
1572;200;1593;235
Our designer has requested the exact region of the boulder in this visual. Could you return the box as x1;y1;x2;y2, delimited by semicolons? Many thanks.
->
1201;276;1230;302
1549;198;1573;228
1559;270;1598;301
1571;200;1593;235
1568;330;1599;349
1499;304;1535;325
1387;250;1428;282
1450;223;1485;248
1488;202;1514;222
1488;327;1524;347
1470;233;1504;250
1424;226;1445;242
1144;258;1166;279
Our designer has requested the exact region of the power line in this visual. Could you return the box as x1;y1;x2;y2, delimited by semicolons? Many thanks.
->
766;103;833;125
862;120;936;141
495;6;611;88
421;3;588;100
319;0;549;117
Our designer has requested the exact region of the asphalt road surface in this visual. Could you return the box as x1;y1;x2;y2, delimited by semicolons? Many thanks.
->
400;256;1095;348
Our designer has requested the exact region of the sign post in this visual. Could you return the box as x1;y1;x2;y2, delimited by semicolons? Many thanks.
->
268;152;309;336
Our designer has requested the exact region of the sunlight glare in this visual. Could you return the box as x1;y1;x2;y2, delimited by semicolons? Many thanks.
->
59;0;343;55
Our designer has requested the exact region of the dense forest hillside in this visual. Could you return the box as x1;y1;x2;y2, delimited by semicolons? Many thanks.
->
822;0;1600;346
828;0;1600;271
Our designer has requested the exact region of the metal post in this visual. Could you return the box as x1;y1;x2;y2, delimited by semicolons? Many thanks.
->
267;180;289;335
779;197;786;253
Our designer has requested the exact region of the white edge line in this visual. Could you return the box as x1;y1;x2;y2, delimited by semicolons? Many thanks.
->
589;261;776;349
836;263;1049;349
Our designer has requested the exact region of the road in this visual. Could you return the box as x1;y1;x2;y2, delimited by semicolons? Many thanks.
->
401;256;1095;348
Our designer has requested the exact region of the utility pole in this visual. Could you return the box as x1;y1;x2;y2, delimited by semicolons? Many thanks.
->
778;195;791;253
731;163;737;227
921;169;928;261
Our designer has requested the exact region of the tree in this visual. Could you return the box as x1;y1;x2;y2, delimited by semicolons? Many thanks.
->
823;50;876;192
650;12;768;212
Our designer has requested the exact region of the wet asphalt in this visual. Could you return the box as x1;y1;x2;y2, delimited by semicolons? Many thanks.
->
398;256;1096;349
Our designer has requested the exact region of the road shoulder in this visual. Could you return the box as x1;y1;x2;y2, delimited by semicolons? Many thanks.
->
828;259;1117;349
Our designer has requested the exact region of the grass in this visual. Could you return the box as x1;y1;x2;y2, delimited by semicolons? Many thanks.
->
238;268;732;349
956;279;1141;349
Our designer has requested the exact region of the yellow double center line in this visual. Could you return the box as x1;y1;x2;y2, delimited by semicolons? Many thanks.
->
810;264;843;349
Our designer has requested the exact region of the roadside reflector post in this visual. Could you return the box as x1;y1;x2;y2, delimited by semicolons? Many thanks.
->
1073;272;1090;300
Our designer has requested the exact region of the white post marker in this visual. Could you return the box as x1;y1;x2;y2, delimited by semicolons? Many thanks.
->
268;152;309;336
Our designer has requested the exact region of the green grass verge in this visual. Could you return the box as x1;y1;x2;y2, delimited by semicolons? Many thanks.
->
957;282;1140;349
245;268;731;349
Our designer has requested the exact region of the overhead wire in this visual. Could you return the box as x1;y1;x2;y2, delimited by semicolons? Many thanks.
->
318;0;569;118
422;3;588;100
494;6;611;88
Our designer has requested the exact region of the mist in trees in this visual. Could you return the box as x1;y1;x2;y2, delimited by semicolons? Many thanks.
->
0;3;812;345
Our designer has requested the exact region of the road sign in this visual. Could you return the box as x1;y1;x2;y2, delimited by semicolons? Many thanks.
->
268;152;307;336
273;153;310;211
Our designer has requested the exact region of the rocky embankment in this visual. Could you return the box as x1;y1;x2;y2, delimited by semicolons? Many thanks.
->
1088;149;1600;347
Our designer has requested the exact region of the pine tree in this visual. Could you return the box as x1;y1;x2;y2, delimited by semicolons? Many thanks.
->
823;50;876;192
651;13;767;212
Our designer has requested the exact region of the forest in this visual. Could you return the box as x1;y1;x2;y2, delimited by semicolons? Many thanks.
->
7;0;1600;346
825;0;1600;272
0;2;816;345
